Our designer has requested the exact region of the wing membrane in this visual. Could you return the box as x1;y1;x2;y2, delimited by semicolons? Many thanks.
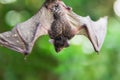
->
0;6;53;54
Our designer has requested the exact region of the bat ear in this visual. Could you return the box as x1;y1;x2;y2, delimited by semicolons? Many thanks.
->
85;16;108;52
49;39;54;44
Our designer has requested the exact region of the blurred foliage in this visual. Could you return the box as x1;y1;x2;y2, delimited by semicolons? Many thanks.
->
0;0;120;80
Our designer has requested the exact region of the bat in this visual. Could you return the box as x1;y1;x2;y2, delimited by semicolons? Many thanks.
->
0;0;107;55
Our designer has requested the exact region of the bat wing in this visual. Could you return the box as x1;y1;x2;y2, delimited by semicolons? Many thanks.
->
78;16;107;52
0;6;53;55
68;12;107;52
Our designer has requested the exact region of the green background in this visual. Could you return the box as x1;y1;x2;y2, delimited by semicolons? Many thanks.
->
0;0;120;80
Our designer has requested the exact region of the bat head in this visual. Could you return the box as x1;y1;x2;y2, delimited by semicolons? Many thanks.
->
53;36;69;52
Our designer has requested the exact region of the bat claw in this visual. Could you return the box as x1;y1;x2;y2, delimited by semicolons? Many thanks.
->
66;6;72;11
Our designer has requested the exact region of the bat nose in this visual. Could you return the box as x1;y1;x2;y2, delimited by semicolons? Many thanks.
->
54;42;69;52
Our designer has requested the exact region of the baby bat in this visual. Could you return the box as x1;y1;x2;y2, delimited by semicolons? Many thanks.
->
0;0;107;55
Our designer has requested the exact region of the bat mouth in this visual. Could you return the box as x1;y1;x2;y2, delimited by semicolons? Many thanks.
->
55;47;63;52
55;43;69;52
54;40;69;52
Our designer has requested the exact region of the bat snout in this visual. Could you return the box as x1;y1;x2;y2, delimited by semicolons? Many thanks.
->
53;36;70;52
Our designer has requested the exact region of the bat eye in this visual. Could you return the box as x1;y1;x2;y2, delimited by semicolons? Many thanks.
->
55;36;62;40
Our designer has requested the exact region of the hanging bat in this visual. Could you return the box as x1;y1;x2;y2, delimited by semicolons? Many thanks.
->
0;0;107;55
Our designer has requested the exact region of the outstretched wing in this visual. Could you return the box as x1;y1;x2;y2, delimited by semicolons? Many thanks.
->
68;12;107;52
0;6;53;55
78;16;107;52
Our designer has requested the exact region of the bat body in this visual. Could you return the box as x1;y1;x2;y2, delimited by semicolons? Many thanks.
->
48;3;74;52
0;0;107;55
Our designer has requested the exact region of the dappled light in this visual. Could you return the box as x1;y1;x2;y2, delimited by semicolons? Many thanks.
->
0;0;16;4
5;10;22;26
